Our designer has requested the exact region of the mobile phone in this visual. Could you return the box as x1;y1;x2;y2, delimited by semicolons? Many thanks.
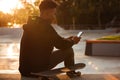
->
77;31;83;37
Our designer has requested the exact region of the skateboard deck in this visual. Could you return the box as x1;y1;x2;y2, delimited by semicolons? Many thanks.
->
31;63;85;78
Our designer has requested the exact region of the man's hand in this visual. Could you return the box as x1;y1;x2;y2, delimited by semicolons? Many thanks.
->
72;36;81;44
67;36;81;44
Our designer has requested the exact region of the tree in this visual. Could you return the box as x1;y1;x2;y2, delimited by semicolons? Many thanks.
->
12;0;40;24
0;11;13;27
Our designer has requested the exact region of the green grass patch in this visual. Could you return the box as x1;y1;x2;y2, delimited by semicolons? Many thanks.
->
97;35;120;40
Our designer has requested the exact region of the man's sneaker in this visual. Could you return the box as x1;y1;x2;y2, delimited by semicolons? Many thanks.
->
66;71;81;77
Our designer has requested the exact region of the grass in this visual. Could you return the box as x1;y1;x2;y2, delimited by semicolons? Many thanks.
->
97;35;120;40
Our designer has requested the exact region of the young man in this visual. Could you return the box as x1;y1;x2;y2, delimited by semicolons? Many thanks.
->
19;0;83;79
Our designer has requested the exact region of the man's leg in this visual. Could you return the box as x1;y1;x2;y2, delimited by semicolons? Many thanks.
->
49;48;82;77
49;48;75;69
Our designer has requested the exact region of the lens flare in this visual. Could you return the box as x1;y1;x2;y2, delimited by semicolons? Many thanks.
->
0;0;23;14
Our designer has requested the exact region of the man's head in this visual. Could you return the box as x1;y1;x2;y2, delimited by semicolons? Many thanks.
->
39;0;58;12
39;0;58;23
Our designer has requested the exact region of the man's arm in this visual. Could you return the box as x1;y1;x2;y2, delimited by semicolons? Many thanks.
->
49;26;80;49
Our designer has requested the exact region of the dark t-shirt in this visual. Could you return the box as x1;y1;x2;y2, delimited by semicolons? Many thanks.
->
19;17;74;77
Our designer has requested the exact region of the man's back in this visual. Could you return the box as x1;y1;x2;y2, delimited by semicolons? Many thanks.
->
19;17;55;76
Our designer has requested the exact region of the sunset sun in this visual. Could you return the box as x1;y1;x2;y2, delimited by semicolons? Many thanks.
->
0;0;23;14
0;0;43;14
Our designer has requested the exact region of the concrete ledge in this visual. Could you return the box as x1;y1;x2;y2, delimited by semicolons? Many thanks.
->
85;40;120;56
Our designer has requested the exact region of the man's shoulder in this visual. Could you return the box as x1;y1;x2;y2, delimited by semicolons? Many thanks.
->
27;16;49;26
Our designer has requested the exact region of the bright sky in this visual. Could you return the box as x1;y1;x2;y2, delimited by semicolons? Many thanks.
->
0;0;39;14
0;0;23;14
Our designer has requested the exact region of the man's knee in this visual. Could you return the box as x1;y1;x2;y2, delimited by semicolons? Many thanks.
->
64;48;74;57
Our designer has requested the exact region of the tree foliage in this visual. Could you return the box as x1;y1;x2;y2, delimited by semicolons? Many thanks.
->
0;0;40;27
0;11;13;27
0;0;120;29
55;0;120;29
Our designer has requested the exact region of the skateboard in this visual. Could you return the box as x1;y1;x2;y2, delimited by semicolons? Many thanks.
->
31;63;86;80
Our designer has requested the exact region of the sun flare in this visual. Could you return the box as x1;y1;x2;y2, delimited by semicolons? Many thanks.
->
0;0;43;14
0;0;23;14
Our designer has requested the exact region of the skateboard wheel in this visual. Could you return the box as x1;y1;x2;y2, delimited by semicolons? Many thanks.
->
76;71;81;76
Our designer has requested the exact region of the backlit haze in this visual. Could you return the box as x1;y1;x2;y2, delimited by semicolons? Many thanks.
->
0;0;40;14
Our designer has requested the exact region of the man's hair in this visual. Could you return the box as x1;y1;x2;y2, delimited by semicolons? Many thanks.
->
39;0;58;11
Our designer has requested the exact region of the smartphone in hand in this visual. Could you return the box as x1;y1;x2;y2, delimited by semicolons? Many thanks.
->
77;31;83;38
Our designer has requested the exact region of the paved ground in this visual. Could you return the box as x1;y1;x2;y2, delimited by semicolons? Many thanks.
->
0;26;120;80
0;74;120;80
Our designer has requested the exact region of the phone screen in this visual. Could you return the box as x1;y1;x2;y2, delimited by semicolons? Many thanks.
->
77;31;83;37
